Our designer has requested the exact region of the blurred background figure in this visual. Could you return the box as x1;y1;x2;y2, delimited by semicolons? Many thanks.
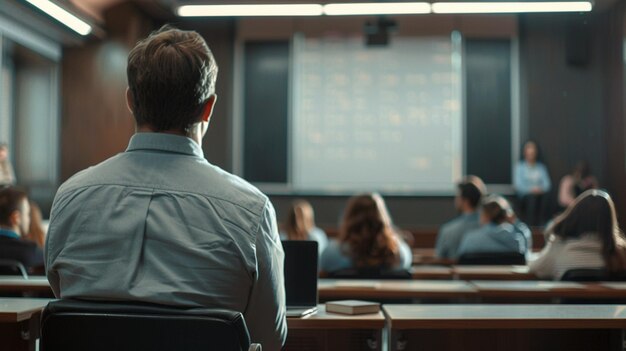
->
435;175;486;260
558;161;598;209
530;189;626;280
514;140;551;227
0;187;44;270
320;193;412;273
23;201;46;249
457;195;528;259
282;200;328;256
0;143;15;186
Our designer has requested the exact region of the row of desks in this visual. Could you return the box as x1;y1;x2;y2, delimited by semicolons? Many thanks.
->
319;279;626;300
3;298;626;351
5;276;626;301
410;265;536;280
289;304;626;350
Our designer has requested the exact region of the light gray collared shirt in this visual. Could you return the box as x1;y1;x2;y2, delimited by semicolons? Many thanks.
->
45;133;287;350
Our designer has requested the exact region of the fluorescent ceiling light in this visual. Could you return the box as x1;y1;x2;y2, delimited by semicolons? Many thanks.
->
432;2;593;14
25;0;92;35
323;2;431;15
177;4;324;17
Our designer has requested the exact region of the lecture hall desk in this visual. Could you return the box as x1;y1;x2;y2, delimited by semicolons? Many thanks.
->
384;304;626;351
318;279;477;301
0;298;50;351
0;276;52;296
453;265;537;280
286;304;385;351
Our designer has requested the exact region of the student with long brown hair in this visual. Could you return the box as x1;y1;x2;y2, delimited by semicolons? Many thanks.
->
320;193;412;273
530;189;626;280
281;200;328;255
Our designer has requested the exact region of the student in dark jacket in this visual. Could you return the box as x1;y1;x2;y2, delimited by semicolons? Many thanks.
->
0;187;43;269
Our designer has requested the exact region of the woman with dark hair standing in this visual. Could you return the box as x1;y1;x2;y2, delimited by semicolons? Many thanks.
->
320;193;412;273
457;195;527;257
281;200;328;256
514;140;551;226
529;190;626;280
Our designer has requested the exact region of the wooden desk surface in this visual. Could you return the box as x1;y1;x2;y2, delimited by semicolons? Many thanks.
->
383;304;626;329
410;266;454;279
454;265;537;280
0;298;50;323
319;279;476;299
287;304;385;330
0;276;51;292
471;280;624;299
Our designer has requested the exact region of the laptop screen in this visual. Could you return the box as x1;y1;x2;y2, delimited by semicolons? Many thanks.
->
282;240;318;308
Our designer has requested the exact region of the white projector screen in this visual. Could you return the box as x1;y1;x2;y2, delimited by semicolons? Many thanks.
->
292;34;463;193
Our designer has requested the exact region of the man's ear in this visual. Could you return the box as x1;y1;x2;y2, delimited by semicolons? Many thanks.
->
201;94;218;123
125;87;134;115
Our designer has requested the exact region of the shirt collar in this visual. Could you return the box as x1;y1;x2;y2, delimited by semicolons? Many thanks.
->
126;133;204;158
0;228;19;239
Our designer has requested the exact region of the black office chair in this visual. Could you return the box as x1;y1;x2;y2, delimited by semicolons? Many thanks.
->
40;299;261;351
561;268;610;282
457;252;526;265
0;259;28;279
560;268;626;304
327;267;412;280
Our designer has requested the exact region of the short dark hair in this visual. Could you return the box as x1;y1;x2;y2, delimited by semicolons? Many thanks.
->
0;187;27;226
457;175;486;209
127;25;218;133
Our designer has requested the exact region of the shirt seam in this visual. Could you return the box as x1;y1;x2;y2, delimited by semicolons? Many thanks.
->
57;183;265;217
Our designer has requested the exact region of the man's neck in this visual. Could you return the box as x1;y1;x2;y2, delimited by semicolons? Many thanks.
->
136;125;202;145
460;208;476;215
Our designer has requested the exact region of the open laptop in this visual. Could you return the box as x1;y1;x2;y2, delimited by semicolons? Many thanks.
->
282;240;319;317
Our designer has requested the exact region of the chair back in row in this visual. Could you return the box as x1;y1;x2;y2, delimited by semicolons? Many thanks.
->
41;299;259;351
457;252;526;265
328;267;412;280
0;259;28;279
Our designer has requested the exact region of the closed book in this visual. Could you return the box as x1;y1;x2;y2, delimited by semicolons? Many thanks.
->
325;300;380;315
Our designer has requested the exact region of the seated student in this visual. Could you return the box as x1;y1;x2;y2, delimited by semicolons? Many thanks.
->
45;27;286;349
435;176;486;259
510;212;533;258
529;189;626;280
320;193;412;273
281;200;328;256
457;195;527;258
0;187;44;269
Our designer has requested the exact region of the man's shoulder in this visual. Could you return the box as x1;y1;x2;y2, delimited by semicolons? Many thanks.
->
55;153;269;216
441;215;475;233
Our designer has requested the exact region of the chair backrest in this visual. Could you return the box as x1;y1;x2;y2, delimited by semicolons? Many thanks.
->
0;259;28;279
561;268;610;282
327;267;412;280
41;299;256;351
457;252;526;265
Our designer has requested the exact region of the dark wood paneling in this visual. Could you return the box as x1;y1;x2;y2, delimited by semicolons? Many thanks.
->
61;3;155;181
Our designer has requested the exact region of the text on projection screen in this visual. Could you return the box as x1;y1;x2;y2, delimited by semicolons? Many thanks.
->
292;35;462;193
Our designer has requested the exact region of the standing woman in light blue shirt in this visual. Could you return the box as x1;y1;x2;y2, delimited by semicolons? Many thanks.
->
281;200;328;256
320;193;412;273
514;140;551;226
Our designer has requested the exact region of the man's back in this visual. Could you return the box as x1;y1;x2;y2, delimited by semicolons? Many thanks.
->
435;212;480;259
46;133;287;349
